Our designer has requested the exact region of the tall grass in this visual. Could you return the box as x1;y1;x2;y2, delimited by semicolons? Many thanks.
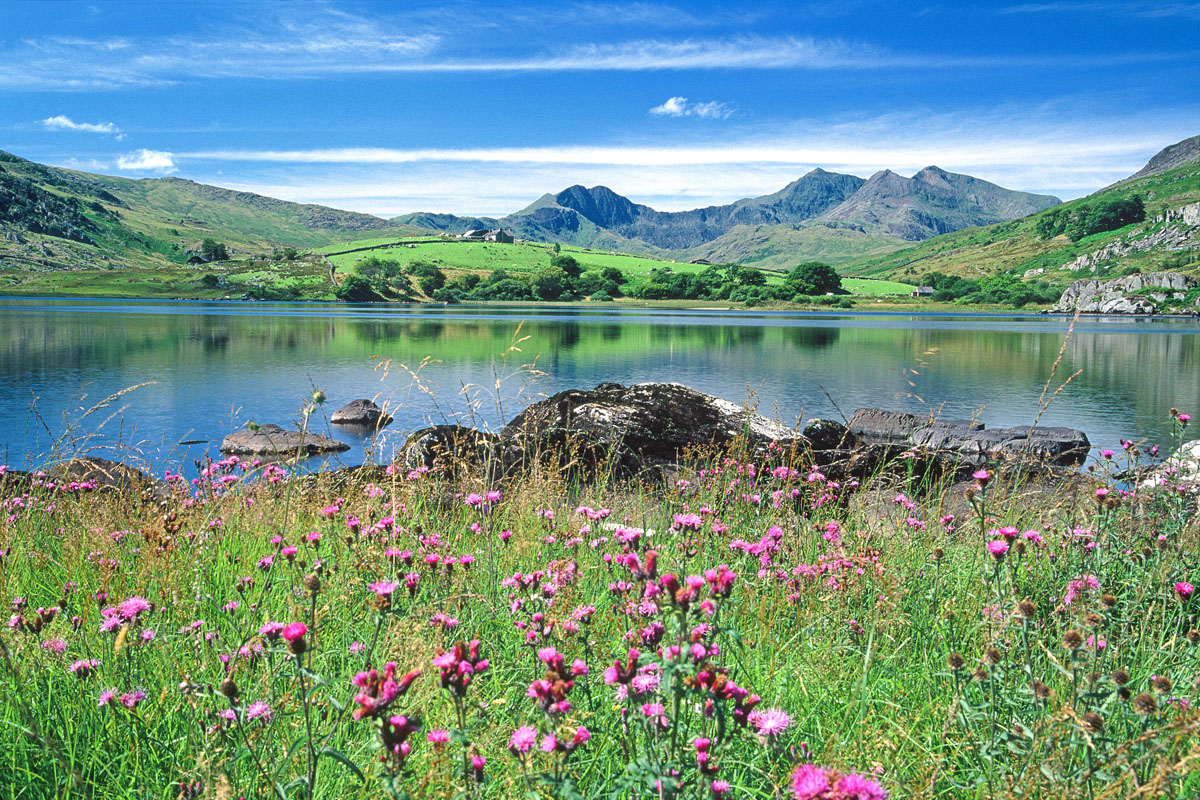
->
0;413;1197;799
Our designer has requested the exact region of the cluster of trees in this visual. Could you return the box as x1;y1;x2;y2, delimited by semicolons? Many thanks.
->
426;256;628;303
200;238;229;261
921;271;1061;307
628;261;846;306
1034;196;1146;242
336;253;858;307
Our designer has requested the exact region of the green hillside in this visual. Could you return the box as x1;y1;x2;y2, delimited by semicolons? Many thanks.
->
840;152;1200;284
0;150;428;276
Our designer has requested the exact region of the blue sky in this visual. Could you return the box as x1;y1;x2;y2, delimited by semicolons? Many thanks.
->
2;0;1197;216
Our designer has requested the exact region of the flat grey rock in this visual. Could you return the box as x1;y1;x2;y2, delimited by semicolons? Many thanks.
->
220;424;349;456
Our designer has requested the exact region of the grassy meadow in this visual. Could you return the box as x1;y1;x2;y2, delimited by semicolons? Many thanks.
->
1;405;1198;799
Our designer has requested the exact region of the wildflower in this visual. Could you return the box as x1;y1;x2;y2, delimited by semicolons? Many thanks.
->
471;755;485;782
972;469;990;486
246;701;272;724
40;638;67;654
509;725;537;755
1175;581;1195;601
120;689;146;710
836;772;888;800
281;622;308;654
259;621;286;641
427;729;450;745
748;707;791;738
791;764;830;799
68;659;99;677
986;540;1008;560
98;689;115;707
352;662;420;720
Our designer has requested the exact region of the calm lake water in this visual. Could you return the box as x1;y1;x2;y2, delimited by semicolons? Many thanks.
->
1;298;1198;474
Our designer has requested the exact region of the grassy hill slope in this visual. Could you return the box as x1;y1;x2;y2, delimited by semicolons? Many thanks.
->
0;151;429;275
840;150;1200;283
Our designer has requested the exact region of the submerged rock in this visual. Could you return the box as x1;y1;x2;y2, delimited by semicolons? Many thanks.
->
331;399;392;428
220;424;349;457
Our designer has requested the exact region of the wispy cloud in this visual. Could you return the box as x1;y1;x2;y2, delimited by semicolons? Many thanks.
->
165;107;1196;214
649;96;733;119
40;115;123;138
5;9;1196;92
116;149;176;173
999;2;1200;17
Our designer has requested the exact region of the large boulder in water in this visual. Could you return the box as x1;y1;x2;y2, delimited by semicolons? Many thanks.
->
498;382;807;475
220;424;349;457
331;399;392;428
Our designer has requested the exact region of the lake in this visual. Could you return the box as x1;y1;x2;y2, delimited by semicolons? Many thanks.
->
1;298;1197;474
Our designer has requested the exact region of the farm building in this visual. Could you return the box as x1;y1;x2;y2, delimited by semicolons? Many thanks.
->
459;228;514;243
911;286;934;298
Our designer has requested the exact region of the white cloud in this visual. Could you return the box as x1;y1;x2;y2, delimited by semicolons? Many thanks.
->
116;149;176;173
40;114;121;134
649;96;688;116
649;96;732;118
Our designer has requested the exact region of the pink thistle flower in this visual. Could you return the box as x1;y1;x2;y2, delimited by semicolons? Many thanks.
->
68;659;99;677
509;725;537;755
986;540;1009;560
1175;581;1194;601
368;581;400;598
246;701;272;724
749;707;791;737
97;689;115;707
427;729;450;744
836;772;888;800
40;639;67;654
791;764;831;800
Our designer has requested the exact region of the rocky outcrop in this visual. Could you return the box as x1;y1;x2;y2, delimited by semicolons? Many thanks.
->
220;424;349;457
498;382;807;476
1056;203;1200;277
330;399;392;428
1050;271;1196;315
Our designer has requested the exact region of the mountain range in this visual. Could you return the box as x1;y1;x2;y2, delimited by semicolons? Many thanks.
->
392;166;1060;265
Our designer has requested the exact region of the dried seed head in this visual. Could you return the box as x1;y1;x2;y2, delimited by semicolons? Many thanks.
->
1111;669;1130;686
1016;599;1037;618
931;547;944;561
1101;594;1117;608
984;647;1003;665
1152;675;1173;694
1064;630;1085;650
1118;686;1132;700
947;653;965;670
1033;680;1053;699
1132;692;1158;715
303;573;321;594
973;666;989;682
219;678;239;699
1082;712;1104;733
1085;612;1104;628
1187;629;1200;645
